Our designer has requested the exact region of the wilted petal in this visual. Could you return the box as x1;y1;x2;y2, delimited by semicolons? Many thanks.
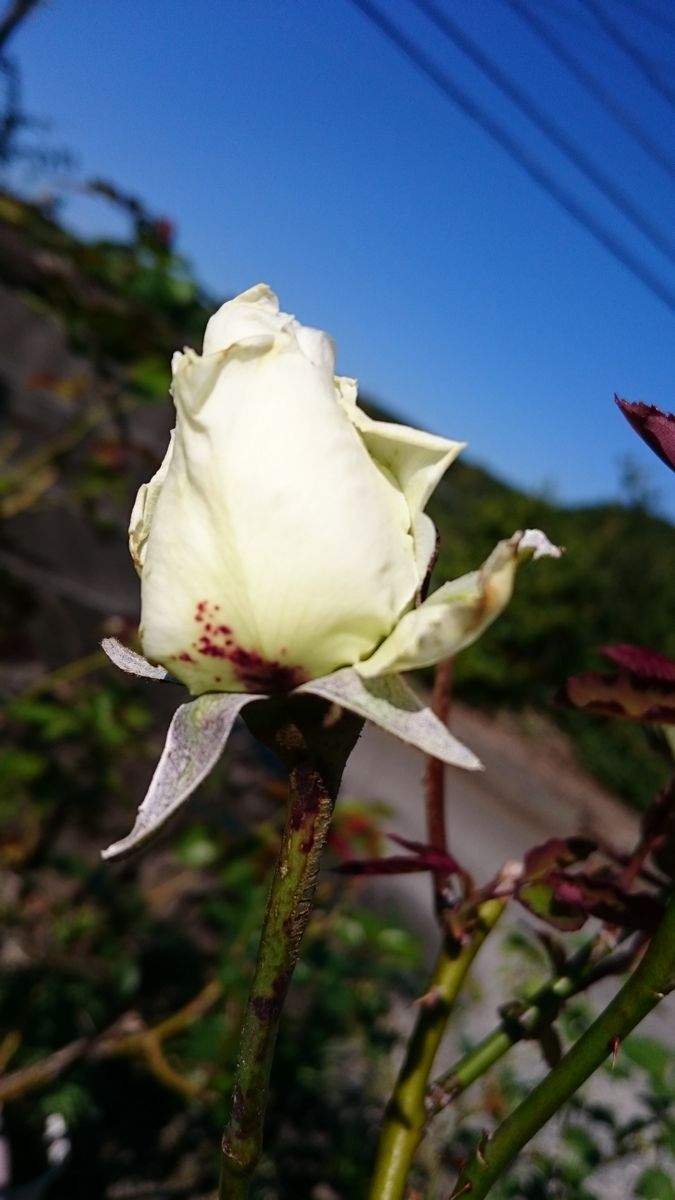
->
356;530;562;677
616;395;675;472
102;692;258;860
299;668;481;769
101;637;170;682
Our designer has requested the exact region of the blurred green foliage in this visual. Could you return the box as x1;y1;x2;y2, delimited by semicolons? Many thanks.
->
425;458;675;806
436;978;675;1200
0;665;423;1197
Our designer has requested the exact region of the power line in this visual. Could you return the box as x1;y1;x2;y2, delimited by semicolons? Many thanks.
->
345;0;675;318
409;0;675;268
579;0;675;114
612;0;675;43
504;0;675;185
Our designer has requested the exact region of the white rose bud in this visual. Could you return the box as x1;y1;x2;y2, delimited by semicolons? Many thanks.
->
129;284;464;694
104;285;560;858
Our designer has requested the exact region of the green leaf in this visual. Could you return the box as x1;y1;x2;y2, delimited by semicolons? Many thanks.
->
562;1124;602;1169
517;880;586;931
635;1167;675;1200
175;825;220;868
624;1036;674;1086
128;354;170;400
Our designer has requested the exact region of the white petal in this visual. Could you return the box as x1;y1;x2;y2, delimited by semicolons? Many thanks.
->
140;332;419;693
357;529;562;677
413;511;439;592
300;668;481;769
202;283;291;356
128;431;175;575
335;375;465;519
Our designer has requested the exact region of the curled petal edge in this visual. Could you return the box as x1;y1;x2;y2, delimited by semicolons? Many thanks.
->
355;529;562;678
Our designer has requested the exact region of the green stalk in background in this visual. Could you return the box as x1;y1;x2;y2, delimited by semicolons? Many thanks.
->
367;899;505;1200
426;938;619;1116
450;893;675;1200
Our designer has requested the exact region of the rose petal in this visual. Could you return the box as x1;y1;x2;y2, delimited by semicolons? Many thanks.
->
356;529;562;677
335;375;464;520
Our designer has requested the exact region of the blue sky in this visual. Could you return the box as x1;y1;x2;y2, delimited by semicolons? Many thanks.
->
7;0;675;515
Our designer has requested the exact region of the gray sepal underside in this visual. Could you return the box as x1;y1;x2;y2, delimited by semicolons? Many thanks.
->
101;637;170;681
101;649;482;861
299;668;481;771
101;691;259;861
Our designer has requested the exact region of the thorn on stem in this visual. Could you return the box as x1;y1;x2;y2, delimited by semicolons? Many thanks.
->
610;1035;621;1068
449;1183;472;1199
413;985;443;1009
476;1129;491;1167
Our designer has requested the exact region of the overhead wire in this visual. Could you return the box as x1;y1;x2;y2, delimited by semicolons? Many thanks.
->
345;0;675;318
579;0;675;114
612;0;675;44
408;0;675;268
503;0;675;185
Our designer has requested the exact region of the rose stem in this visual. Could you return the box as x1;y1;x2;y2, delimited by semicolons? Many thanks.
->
218;699;362;1200
450;893;675;1200
367;901;505;1200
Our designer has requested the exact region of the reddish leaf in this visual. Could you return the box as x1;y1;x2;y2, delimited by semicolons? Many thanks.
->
336;849;460;876
387;833;468;878
517;879;587;931
522;836;596;880
551;871;664;932
643;781;675;882
336;832;471;879
601;644;675;684
559;671;675;726
615;395;675;472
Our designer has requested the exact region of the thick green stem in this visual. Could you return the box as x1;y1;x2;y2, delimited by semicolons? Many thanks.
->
368;900;505;1200
451;894;675;1200
219;700;362;1200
